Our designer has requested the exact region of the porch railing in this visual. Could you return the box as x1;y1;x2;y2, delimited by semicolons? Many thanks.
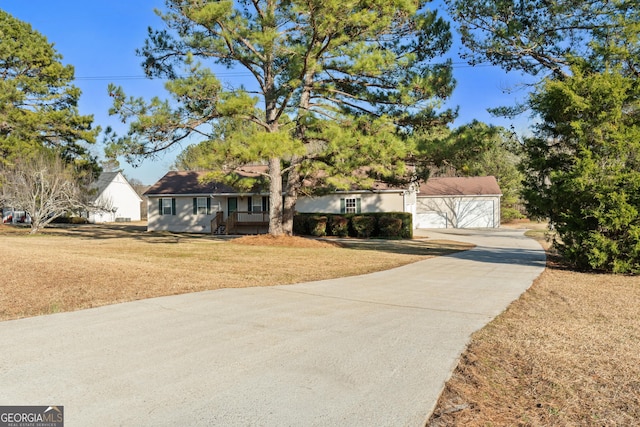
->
210;211;224;234
226;211;269;234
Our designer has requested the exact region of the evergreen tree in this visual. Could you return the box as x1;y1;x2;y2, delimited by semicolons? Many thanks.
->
522;62;640;273
445;0;638;78
446;0;640;272
0;10;98;167
107;0;455;235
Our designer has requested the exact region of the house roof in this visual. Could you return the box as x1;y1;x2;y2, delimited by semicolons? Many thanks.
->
145;167;406;197
92;171;143;202
418;176;502;196
93;171;120;196
143;170;256;196
146;170;502;197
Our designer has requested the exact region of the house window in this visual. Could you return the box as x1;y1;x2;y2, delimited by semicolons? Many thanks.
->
248;196;268;212
340;197;361;214
193;197;210;215
160;198;176;215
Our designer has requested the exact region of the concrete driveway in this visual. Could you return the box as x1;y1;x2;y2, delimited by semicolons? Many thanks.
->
0;229;545;426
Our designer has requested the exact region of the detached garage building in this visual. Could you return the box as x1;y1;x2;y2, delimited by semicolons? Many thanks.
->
415;176;502;229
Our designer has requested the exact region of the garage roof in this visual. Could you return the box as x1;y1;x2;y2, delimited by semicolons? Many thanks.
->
419;176;502;196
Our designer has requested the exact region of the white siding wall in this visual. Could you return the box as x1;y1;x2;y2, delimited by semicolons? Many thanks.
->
91;174;142;222
296;192;405;213
147;196;224;233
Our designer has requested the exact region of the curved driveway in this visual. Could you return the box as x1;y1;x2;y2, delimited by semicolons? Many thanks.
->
0;229;545;426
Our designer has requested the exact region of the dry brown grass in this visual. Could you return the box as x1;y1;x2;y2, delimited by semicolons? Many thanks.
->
0;223;471;321
428;232;640;426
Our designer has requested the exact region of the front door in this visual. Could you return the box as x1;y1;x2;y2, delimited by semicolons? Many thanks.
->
227;197;238;218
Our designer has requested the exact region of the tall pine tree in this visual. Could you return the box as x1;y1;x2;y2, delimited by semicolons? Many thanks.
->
0;10;98;167
108;0;455;235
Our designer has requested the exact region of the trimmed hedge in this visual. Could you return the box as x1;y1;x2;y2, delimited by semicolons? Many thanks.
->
309;216;328;237
329;215;349;237
351;215;375;238
293;212;413;239
378;216;403;238
51;215;89;224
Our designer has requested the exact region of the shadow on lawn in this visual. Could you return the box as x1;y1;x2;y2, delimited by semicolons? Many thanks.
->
1;223;474;256
325;237;475;257
27;223;226;243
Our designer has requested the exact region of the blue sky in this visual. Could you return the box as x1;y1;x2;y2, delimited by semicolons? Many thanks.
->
2;1;533;185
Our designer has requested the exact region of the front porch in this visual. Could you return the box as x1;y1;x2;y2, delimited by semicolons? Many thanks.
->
212;211;269;235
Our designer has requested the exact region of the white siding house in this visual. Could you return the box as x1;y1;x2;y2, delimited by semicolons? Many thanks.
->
144;171;502;233
88;172;142;223
143;170;269;234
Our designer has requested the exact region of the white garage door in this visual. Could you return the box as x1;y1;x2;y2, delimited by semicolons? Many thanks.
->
415;211;447;228
415;198;497;229
456;200;495;228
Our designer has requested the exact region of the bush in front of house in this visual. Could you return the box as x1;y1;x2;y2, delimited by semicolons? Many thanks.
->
292;214;309;235
308;215;328;237
377;216;403;238
374;212;413;239
51;215;89;224
351;215;376;238
293;212;412;239
329;215;349;237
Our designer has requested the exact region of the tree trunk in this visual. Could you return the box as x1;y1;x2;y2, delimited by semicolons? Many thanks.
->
268;157;284;236
282;157;302;236
282;66;315;235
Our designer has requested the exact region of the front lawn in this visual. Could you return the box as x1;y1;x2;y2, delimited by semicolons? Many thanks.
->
0;223;471;321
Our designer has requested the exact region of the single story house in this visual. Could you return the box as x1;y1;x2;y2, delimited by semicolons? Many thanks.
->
143;170;268;234
144;170;501;233
415;176;502;228
87;172;143;223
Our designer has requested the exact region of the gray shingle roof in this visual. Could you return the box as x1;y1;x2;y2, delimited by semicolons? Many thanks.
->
93;171;119;196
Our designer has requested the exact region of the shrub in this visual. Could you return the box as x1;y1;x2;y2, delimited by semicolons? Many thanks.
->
378;216;403;238
292;214;309;236
51;215;88;224
374;212;413;239
294;212;412;239
351;215;375;238
501;207;525;223
308;216;328;237
329;215;349;237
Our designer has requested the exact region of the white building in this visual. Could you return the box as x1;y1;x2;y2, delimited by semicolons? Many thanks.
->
88;172;142;223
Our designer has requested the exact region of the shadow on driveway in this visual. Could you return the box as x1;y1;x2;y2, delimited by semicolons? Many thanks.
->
451;245;547;268
326;237;475;257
